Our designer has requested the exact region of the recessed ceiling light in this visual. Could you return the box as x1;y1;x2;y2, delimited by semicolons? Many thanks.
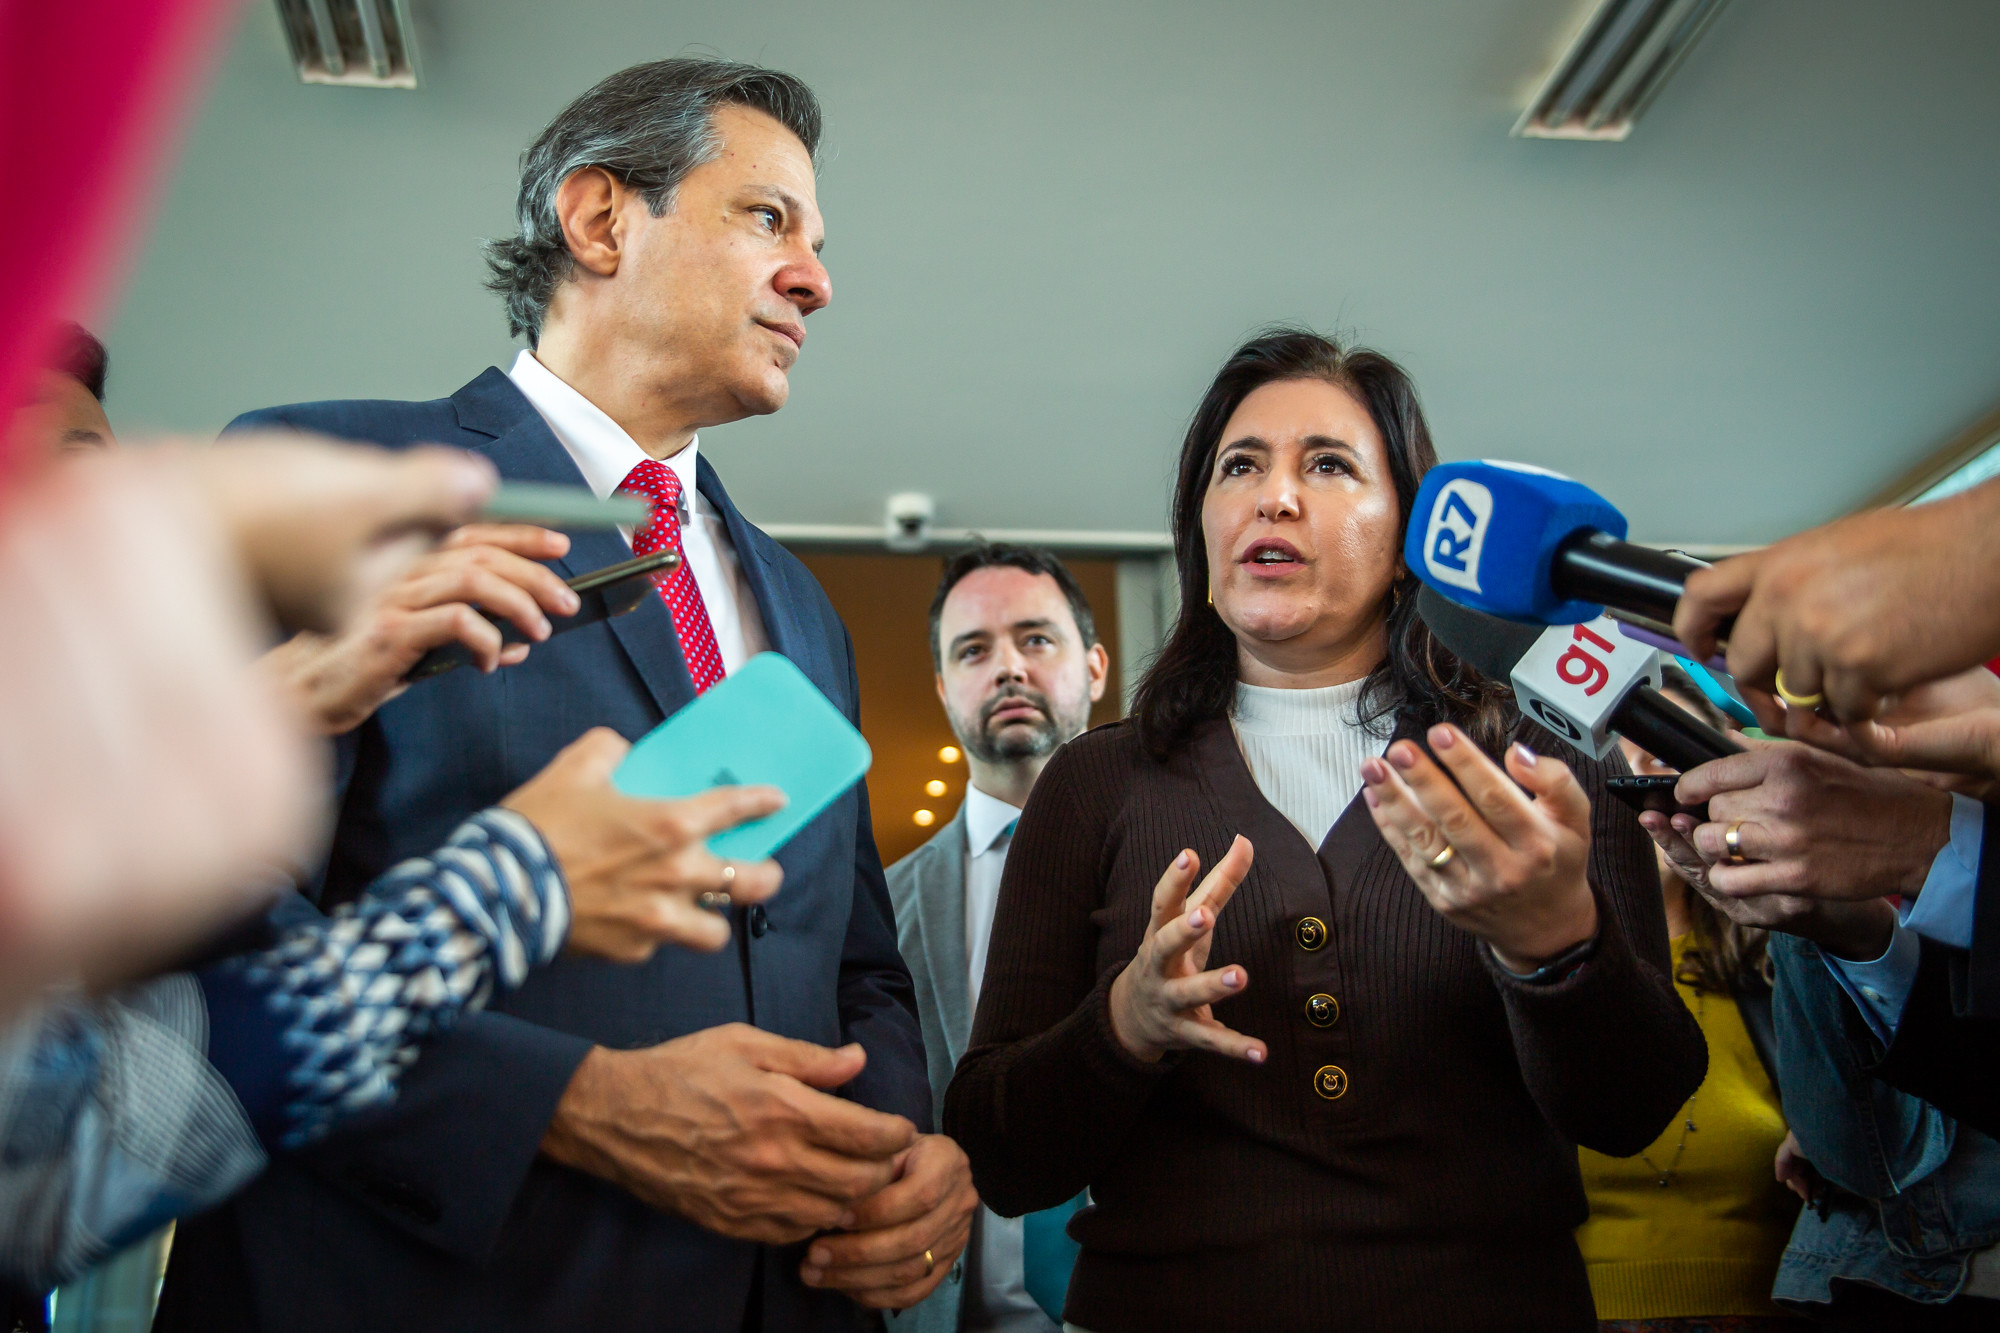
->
938;746;962;764
913;809;936;827
925;779;948;797
1514;0;1729;141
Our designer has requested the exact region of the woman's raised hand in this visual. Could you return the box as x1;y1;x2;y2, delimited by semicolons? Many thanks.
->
1107;836;1266;1065
1360;726;1597;973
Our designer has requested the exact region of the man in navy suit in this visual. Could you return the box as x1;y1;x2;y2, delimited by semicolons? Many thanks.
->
157;58;973;1332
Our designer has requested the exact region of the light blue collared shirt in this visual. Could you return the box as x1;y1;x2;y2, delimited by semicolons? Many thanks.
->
1825;793;1984;1042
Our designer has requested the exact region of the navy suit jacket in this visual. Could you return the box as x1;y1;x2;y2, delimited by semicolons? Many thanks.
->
156;369;928;1332
1869;800;2000;1139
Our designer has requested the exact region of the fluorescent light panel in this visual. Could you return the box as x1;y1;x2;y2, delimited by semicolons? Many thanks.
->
273;0;419;88
1514;0;1730;141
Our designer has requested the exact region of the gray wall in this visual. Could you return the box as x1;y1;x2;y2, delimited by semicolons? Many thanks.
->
100;0;2000;546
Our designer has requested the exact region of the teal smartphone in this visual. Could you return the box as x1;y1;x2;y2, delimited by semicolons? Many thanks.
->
612;652;873;861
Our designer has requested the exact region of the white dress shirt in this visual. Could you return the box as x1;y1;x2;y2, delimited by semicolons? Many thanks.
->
505;350;768;674
957;785;1057;1333
963;785;1023;1012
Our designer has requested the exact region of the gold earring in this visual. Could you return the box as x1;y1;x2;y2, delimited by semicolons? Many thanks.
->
1206;585;1213;605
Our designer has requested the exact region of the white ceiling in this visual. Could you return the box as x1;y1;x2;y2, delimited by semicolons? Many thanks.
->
103;0;2000;546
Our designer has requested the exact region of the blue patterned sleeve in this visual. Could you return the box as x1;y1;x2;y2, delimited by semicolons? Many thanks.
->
197;808;571;1149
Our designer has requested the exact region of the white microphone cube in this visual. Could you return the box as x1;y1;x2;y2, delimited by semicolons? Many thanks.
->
1508;616;1659;758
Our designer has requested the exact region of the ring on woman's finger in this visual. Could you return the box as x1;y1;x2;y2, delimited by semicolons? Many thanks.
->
720;863;736;884
1723;821;1749;866
1427;843;1457;870
697;891;733;911
922;1249;935;1277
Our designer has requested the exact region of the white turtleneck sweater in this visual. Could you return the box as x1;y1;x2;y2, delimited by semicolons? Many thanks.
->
1231;677;1394;849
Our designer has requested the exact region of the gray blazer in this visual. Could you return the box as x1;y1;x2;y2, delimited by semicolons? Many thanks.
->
885;809;975;1333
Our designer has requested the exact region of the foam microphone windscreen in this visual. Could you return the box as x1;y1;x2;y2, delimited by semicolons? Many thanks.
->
1416;586;1541;681
1404;460;1627;624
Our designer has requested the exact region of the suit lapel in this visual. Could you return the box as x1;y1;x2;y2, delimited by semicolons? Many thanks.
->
695;455;838;703
917;807;975;1065
457;371;695;718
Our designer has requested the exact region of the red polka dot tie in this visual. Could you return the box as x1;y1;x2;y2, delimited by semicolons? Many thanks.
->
616;460;726;693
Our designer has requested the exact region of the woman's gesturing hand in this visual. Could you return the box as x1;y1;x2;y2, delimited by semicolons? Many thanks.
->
1360;726;1598;973
1107;836;1267;1065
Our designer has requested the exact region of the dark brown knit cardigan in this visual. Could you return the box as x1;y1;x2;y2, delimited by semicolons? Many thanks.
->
943;713;1706;1333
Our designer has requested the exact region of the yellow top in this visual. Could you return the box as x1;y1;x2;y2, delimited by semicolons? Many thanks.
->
1575;934;1800;1319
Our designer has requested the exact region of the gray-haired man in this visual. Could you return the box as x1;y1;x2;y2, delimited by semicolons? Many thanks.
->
155;59;970;1333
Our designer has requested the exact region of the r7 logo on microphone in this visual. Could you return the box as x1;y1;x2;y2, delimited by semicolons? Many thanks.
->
1421;479;1492;594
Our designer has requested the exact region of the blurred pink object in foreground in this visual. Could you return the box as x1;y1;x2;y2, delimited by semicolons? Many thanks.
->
0;0;242;485
0;451;323;1012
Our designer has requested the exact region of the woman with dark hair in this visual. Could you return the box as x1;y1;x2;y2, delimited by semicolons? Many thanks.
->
943;328;1706;1333
1576;666;1804;1331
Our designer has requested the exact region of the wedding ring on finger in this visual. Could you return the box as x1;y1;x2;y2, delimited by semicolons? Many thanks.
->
1723;820;1749;866
697;890;733;912
923;1248;936;1277
1427;843;1458;871
1774;668;1826;711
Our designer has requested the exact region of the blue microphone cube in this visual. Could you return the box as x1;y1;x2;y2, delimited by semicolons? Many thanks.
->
1403;460;1628;624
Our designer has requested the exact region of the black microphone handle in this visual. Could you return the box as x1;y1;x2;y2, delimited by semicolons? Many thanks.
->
1611;683;1742;771
1551;531;1710;625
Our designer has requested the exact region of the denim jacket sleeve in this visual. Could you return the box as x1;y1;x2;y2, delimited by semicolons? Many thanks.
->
1770;932;1954;1196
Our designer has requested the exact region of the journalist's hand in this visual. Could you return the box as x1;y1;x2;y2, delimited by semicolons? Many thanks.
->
1774;1131;1823;1205
1674;738;1951;903
540;1026;918;1244
194;435;499;632
1673;481;2000;721
1361;727;1597;973
262;523;581;734
800;1133;977;1310
1765;666;2000;797
501;728;784;958
1108;836;1266;1065
1638;808;1898;960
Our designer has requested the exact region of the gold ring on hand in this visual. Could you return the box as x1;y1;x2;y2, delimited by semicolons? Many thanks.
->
1774;668;1826;710
1723;820;1748;866
1427;843;1457;870
922;1248;936;1277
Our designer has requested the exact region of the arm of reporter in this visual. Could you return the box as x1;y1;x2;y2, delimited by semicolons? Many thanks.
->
1361;729;1705;1156
201;730;782;1143
1637;811;1960;1181
1672;477;2000;721
1766;931;1958;1198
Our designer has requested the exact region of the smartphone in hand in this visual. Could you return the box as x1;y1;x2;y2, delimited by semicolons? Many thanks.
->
406;549;679;681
